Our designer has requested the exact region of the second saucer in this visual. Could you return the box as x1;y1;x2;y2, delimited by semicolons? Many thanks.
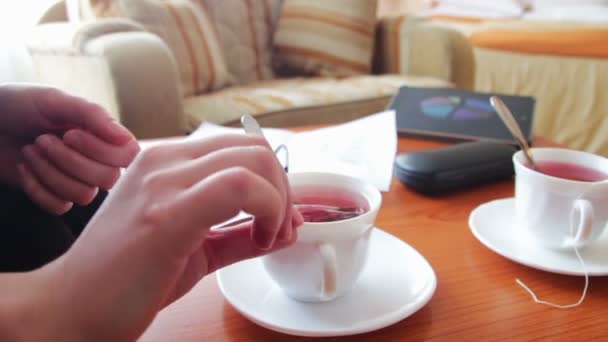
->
469;198;608;276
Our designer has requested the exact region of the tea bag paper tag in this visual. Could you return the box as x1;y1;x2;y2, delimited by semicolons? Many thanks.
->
190;111;397;192
284;111;397;191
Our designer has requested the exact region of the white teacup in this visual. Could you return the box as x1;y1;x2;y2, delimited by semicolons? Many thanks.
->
513;148;608;250
262;172;382;302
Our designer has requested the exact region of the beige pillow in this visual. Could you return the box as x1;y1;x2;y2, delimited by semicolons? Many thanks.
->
273;0;378;77
77;0;232;96
196;0;283;85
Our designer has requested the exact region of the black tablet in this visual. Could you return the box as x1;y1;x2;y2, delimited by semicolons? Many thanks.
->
388;86;535;146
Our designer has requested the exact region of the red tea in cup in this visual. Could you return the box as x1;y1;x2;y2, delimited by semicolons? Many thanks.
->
530;161;608;182
293;186;369;222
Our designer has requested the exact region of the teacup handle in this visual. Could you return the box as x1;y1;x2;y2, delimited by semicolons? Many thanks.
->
318;242;338;300
569;199;595;247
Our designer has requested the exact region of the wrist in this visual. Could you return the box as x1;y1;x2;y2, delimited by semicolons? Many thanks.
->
0;267;53;341
0;260;84;341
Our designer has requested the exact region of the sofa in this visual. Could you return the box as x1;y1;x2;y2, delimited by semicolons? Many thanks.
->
28;0;474;139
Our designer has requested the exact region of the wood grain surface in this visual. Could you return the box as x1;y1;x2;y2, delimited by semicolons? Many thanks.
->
139;136;608;341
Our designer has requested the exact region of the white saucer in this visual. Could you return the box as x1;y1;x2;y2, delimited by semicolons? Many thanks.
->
217;228;436;337
469;198;608;276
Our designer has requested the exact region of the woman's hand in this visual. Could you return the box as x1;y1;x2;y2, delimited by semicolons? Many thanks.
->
0;84;139;214
39;134;303;341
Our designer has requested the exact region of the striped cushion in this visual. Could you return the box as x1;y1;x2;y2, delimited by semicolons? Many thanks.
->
92;0;232;96
273;0;378;77
197;0;283;85
182;74;450;128
121;0;232;96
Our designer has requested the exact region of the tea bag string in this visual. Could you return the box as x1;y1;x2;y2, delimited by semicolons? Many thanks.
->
515;243;588;309
516;184;593;309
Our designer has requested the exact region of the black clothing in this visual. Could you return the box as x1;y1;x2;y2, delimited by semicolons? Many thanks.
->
0;185;106;272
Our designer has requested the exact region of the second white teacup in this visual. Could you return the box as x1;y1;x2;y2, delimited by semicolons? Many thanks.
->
262;172;381;302
513;148;608;250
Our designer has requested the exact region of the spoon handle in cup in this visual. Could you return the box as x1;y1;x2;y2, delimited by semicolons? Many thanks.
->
490;96;538;170
241;114;288;172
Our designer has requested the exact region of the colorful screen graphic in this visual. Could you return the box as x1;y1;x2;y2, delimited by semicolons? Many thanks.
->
420;97;495;120
391;87;535;144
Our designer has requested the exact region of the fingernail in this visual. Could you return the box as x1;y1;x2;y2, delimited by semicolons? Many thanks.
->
292;207;304;227
108;120;133;143
22;144;35;157
63;129;80;144
278;225;292;241
252;226;275;250
36;135;53;148
292;215;303;229
56;201;74;215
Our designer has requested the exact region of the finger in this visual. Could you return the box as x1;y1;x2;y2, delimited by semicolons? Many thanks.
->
291;206;305;229
17;163;73;215
63;129;140;168
150;167;284;253
32;87;134;144
204;220;298;273
155;144;290;238
276;190;295;242
275;163;294;242
157;145;285;195
280;206;304;242
35;134;121;190
165;217;299;305
165;133;270;160
174;135;291;236
147;135;293;240
274;185;294;243
22;144;98;206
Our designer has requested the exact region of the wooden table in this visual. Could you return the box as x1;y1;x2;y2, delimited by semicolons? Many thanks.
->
140;136;608;341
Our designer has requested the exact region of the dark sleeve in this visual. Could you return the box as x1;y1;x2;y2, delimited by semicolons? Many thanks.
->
61;190;108;237
0;186;107;272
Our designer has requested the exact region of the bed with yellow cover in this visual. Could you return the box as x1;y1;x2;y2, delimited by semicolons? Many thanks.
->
430;17;608;155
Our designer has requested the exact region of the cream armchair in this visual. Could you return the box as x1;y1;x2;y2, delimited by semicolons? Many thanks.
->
28;16;184;139
29;1;474;139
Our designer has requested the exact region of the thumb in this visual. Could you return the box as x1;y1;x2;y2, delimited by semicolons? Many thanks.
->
35;87;134;144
